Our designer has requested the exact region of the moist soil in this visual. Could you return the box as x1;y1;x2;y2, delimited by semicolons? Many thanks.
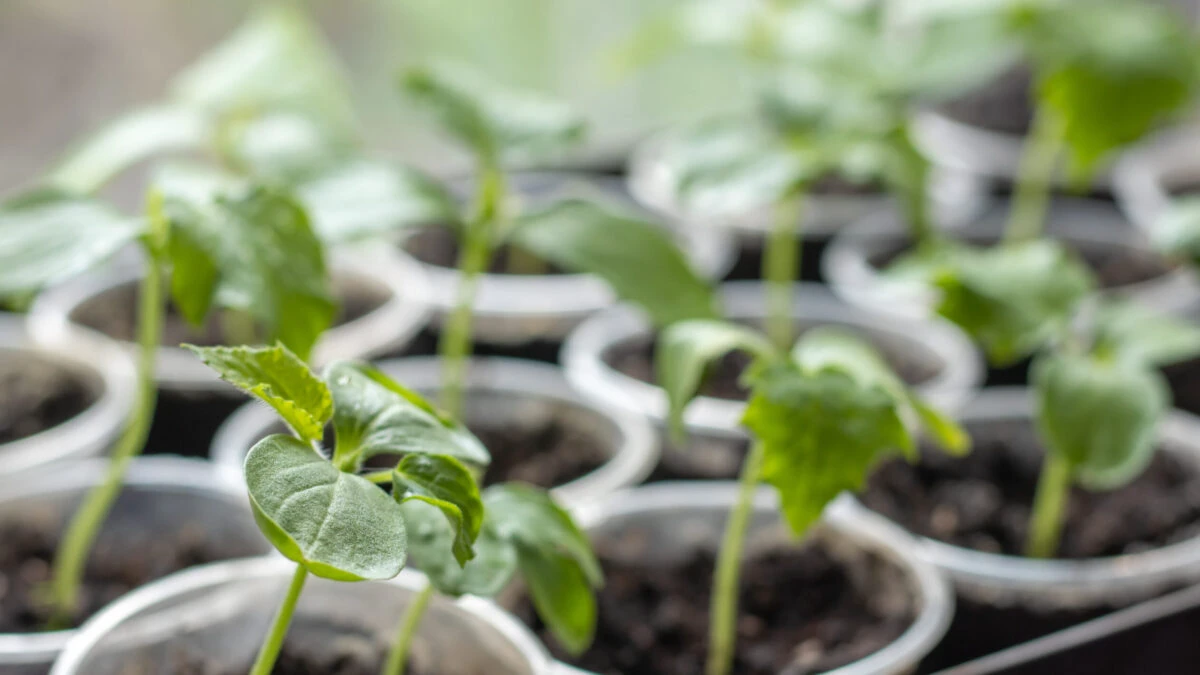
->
143;390;246;458
515;535;915;675
0;513;256;633
402;226;568;275
170;634;442;675
0;356;94;445
938;64;1034;135
1163;356;1200;419
397;327;563;365
860;420;1200;667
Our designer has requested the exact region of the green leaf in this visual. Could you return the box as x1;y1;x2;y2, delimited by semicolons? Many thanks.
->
392;453;483;567
509;199;718;326
325;361;490;470
51;105;209;193
298;160;457;244
928;240;1095;365
743;364;912;535
399;499;517;597
516;543;596;656
0;189;143;299
1033;352;1168;490
245;434;406;581
400;64;585;162
222;110;352;185
1154;197;1200;267
656;319;776;442
186;344;333;445
166;215;219;327
1092;300;1200;368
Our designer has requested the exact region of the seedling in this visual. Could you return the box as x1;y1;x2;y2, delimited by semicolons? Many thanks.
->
189;344;600;675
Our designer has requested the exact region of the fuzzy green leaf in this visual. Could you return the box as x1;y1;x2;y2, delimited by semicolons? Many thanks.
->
400;64;585;162
743;364;912;536
1033;352;1168;490
392;453;483;566
656;319;776;442
325;361;490;470
510;199;718;327
1092;300;1200;368
0;189;143;299
187;344;332;445
245;434;406;581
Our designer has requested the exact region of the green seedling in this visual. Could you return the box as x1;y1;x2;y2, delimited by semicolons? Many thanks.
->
190;344;599;675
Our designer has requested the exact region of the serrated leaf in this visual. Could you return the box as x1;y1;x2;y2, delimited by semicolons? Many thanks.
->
0;189;143;299
245;434;406;581
509;199;718;327
325;361;490;470
392;453;483;567
187;344;333;445
1034;352;1169;490
743;364;912;535
657;319;776;441
400;64;585;162
1092;300;1200;368
298;160;457;244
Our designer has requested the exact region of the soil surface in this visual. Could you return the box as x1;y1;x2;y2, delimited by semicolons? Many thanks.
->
402;226;568;275
938;64;1034;135
144;391;246;458
398;327;563;365
861;421;1200;558
516;535;915;675
0;513;256;632
0;356;94;444
71;276;388;347
1163;356;1200;419
605;330;939;402
171;639;440;675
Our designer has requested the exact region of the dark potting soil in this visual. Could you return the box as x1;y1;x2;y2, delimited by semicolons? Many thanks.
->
397;327;563;365
937;64;1034;135
70;277;389;347
0;356;94;444
402;226;568;276
516;537;915;675
170;639;443;675
143;390;246;458
0;515;253;633
605;330;939;402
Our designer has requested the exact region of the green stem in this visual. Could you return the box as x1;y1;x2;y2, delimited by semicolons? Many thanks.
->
1026;453;1071;559
438;164;506;419
48;247;165;623
382;582;436;675
1004;109;1065;243
706;440;766;675
764;194;803;352
249;564;309;675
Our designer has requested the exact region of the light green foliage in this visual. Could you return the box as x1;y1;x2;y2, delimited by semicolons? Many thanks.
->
392;453;483;566
220;110;352;185
1033;352;1168;490
1091;300;1200;368
185;344;332;445
1154;197;1200;267
510;199;719;327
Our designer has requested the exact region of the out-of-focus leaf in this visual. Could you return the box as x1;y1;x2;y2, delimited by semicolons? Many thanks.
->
392;453;483;566
1092;300;1200;367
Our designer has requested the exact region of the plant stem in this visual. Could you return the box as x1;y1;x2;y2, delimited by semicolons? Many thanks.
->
48;247;166;623
1026;453;1071;559
706;440;766;675
249;564;309;675
1004;110;1065;243
382;581;436;675
893;127;935;248
438;164;505;419
764;194;803;352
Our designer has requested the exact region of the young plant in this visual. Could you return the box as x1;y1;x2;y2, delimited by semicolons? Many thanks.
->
189;344;600;675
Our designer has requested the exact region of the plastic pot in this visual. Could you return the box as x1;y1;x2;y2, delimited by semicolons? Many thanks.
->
0;457;266;675
562;281;983;478
0;317;135;477
1112;126;1200;236
212;356;658;507
49;558;553;675
844;387;1200;668
398;171;736;347
547;483;953;675
824;197;1200;320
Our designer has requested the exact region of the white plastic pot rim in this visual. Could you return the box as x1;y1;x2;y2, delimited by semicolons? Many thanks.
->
1112;126;1200;236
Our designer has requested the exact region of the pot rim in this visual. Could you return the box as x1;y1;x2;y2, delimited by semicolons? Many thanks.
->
0;317;136;477
1112;126;1200;236
0;456;248;664
561;281;984;439
843;387;1200;604
211;356;659;508
560;483;954;675
823;196;1200;319
26;248;431;393
48;557;554;675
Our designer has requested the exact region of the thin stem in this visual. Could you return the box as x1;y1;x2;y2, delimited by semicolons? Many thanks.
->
706;440;766;675
382;582;436;675
764;194;803;352
48;243;166;623
892;126;936;249
1026;453;1072;559
249;564;309;675
438;163;505;419
1004;109;1065;243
